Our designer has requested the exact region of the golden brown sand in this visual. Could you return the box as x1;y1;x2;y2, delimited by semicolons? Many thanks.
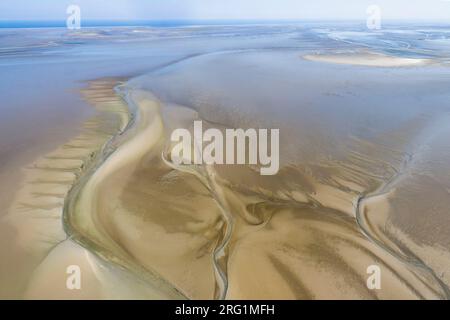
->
3;76;448;300
0;79;173;299
63;86;447;299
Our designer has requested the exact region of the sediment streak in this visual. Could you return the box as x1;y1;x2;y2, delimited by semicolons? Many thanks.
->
56;79;449;300
64;81;449;299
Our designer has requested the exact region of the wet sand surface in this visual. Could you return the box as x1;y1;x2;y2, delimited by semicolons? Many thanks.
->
117;50;450;299
1;23;450;299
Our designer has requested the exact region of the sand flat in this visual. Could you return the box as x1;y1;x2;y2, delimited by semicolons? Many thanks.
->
303;51;430;67
2;24;450;300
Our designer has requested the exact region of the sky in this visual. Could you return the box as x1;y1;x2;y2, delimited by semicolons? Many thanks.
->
0;0;450;21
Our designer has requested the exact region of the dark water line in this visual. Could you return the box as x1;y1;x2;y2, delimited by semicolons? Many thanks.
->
355;153;450;299
61;46;450;299
62;83;187;299
161;147;234;300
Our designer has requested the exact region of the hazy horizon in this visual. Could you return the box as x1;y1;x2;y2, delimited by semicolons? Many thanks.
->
1;0;450;21
1;18;450;30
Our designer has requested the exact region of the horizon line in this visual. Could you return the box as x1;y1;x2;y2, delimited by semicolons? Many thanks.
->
1;18;450;29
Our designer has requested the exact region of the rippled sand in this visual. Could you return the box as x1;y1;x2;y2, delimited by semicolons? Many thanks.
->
66;70;450;299
2;79;183;299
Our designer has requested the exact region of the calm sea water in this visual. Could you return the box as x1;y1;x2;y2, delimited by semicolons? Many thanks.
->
0;19;308;28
